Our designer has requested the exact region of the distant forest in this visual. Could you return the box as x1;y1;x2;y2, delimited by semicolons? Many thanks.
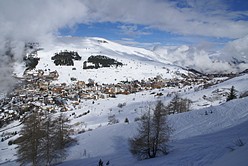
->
51;50;81;66
83;55;123;69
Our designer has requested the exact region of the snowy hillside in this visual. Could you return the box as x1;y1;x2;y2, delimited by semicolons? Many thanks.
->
1;37;248;166
59;97;248;166
15;36;187;84
61;74;248;166
1;0;248;165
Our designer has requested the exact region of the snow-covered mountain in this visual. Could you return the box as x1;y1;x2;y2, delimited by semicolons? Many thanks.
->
1;37;248;166
14;36;248;83
15;36;190;85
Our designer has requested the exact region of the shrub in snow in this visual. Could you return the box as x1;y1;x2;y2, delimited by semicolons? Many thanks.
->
166;94;192;114
71;77;77;81
134;117;141;122
8;140;13;146
23;56;40;70
118;102;126;108
108;114;119;125
239;91;248;98
124;117;129;124
233;138;245;147
98;159;103;166
78;129;86;134
227;138;246;152
83;149;87;157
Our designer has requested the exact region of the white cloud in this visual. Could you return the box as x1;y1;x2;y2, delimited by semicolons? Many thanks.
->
0;0;87;43
153;44;247;74
115;38;160;49
82;0;248;39
223;35;248;63
0;0;87;92
118;24;151;36
1;0;248;44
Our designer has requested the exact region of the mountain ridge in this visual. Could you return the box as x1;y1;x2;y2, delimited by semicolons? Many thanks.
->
15;36;190;84
17;36;247;83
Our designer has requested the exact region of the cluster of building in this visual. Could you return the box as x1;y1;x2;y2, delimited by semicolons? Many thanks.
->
0;69;218;128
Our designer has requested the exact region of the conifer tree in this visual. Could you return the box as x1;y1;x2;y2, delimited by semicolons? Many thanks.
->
226;86;237;102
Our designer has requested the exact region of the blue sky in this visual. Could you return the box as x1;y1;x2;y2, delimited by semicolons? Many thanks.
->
1;0;248;49
57;0;248;48
59;22;232;48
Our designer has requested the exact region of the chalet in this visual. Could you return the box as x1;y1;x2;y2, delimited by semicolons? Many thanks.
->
37;69;44;77
99;94;106;99
93;95;99;100
47;70;59;80
61;83;67;87
76;81;86;88
60;106;68;112
83;61;97;69
79;92;92;99
52;87;63;94
166;81;179;87
38;82;49;91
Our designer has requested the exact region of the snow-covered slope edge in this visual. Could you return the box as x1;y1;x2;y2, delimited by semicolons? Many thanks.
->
59;97;248;166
